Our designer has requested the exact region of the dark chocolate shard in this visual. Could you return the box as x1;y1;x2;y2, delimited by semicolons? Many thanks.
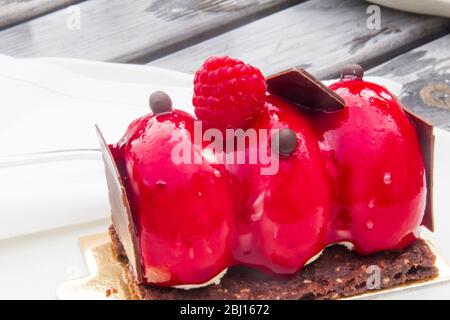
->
267;68;345;112
95;125;143;282
404;111;435;232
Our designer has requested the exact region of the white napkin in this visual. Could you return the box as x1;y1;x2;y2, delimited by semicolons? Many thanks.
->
0;55;194;240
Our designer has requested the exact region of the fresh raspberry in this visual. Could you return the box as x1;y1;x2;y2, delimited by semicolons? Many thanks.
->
193;56;267;131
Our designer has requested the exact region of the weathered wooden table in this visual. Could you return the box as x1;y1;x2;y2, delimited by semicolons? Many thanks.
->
1;0;449;129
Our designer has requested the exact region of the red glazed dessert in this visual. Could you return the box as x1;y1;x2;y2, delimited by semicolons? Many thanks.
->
313;77;426;254
111;105;236;287
105;57;430;291
230;94;331;275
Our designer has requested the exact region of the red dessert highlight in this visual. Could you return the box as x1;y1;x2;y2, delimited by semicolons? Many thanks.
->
106;57;428;288
316;78;426;254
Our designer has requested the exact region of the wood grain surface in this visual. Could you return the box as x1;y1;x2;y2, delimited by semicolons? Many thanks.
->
0;0;81;30
0;0;301;62
2;0;448;129
150;0;449;79
368;34;450;130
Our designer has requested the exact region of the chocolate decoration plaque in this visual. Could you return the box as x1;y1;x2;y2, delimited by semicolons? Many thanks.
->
404;110;435;232
96;125;143;283
267;68;345;112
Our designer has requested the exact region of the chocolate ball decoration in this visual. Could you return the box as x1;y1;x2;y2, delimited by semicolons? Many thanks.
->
272;128;298;157
340;64;364;80
149;90;173;114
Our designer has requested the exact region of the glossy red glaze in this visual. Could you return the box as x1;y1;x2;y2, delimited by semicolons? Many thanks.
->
230;95;331;274
112;110;236;287
313;79;426;253
110;79;426;287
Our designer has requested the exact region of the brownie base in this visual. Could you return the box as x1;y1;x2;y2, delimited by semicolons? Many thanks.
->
109;225;438;300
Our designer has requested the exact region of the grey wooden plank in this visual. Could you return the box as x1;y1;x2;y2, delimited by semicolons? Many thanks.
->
0;0;81;30
368;34;450;130
0;0;301;62
149;0;450;79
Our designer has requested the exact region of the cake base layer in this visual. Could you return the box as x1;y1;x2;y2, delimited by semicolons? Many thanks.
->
109;225;438;300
